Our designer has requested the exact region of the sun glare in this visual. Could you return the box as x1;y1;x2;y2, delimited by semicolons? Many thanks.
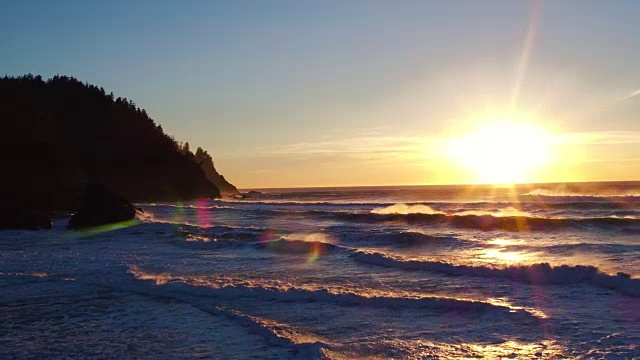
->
448;118;552;184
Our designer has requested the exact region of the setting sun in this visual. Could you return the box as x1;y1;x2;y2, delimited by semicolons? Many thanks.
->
449;120;553;184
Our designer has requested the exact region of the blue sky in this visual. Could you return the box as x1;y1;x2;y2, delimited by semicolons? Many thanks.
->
3;0;640;187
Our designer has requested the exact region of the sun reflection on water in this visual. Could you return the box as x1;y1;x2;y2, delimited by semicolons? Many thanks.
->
487;238;525;246
478;248;531;264
479;237;539;265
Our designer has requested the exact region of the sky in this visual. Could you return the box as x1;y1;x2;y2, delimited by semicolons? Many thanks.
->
2;0;640;188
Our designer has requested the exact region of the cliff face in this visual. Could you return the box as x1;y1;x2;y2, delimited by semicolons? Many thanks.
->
0;74;222;210
194;147;239;195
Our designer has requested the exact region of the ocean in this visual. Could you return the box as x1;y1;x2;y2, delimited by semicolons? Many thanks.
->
2;182;639;359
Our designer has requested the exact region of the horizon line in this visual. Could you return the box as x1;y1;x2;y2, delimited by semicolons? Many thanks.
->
240;179;640;191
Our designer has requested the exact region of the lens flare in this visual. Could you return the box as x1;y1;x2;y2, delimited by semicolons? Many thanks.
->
195;198;211;226
263;233;337;263
74;218;140;235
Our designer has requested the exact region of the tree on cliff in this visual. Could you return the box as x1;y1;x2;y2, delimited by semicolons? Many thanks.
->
0;74;235;209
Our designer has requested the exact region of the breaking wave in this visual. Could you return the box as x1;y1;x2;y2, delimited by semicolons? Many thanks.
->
373;204;533;218
142;203;235;210
127;266;536;315
350;250;640;297
217;198;640;210
231;205;639;232
371;204;443;215
524;188;640;198
216;308;334;359
331;211;640;232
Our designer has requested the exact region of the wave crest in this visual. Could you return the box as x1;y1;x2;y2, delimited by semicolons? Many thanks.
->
350;250;640;297
127;266;537;315
333;211;640;232
372;204;443;215
525;188;640;199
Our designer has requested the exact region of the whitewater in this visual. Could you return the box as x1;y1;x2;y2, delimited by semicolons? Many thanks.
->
2;182;639;359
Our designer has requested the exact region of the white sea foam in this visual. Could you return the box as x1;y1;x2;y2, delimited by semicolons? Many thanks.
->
525;188;640;198
126;266;537;315
3;183;640;358
350;250;640;297
371;203;443;215
452;206;533;217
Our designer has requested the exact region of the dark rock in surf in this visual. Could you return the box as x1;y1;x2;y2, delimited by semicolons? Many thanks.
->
68;183;139;229
0;208;53;230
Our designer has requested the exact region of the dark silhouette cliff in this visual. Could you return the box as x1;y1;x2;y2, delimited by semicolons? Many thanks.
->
194;147;239;195
0;74;232;210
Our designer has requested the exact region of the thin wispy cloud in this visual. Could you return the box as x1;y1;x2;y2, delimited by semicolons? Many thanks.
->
621;89;640;101
266;135;448;159
265;130;640;163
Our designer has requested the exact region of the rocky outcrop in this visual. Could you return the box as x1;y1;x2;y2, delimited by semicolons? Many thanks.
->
68;183;140;229
194;147;238;195
0;208;53;230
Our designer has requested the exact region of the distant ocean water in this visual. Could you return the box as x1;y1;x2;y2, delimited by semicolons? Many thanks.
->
2;182;639;359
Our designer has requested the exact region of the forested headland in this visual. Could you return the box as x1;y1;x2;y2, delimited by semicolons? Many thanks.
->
0;74;237;210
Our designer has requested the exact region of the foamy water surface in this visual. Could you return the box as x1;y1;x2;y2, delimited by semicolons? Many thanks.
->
2;183;639;358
